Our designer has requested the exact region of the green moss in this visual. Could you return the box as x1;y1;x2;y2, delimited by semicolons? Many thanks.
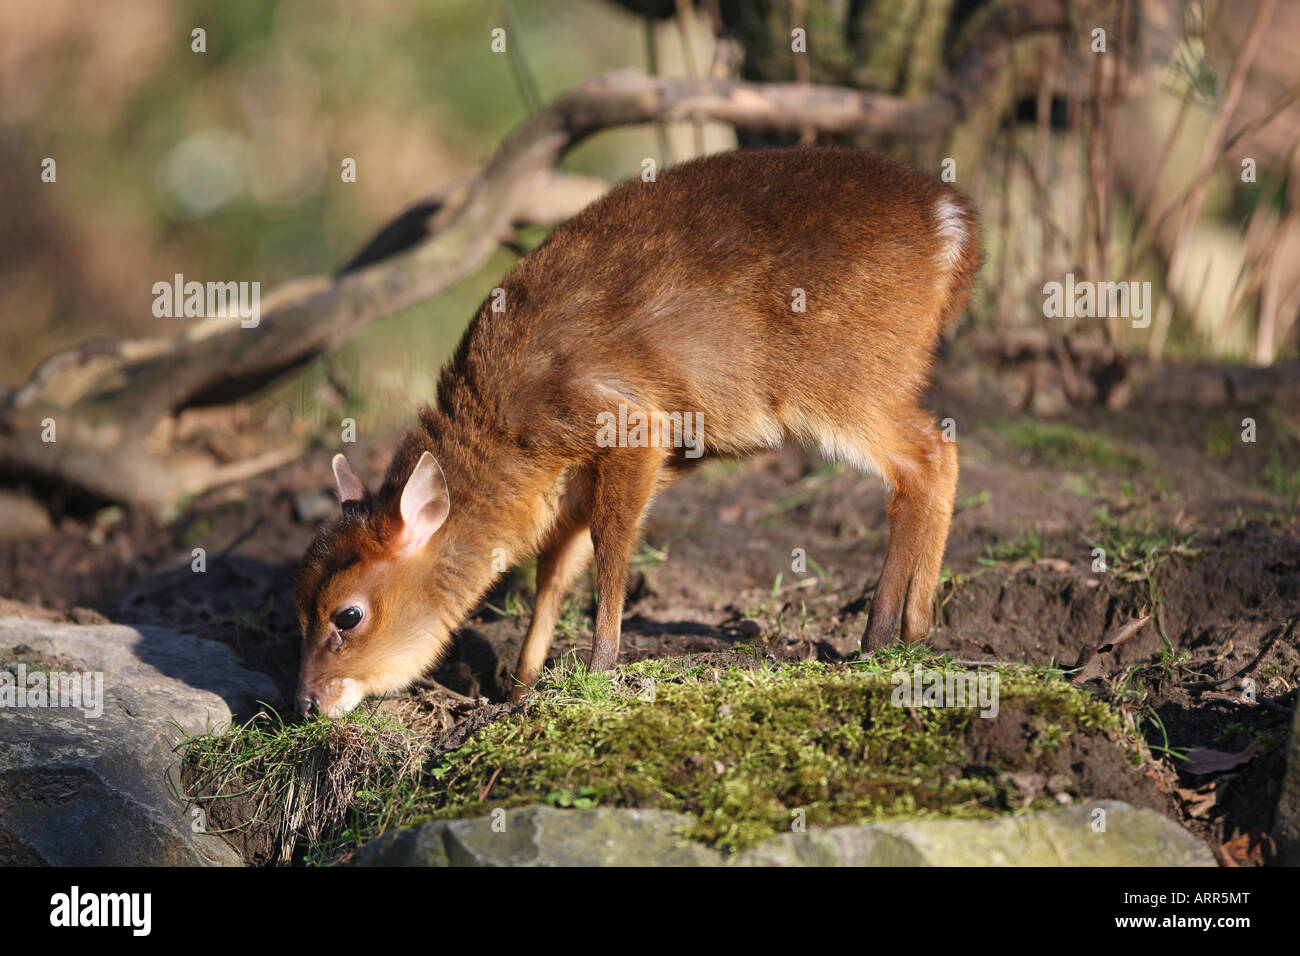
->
183;649;1135;860
419;651;1125;851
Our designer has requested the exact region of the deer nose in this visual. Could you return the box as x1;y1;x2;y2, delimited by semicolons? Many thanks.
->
297;695;319;717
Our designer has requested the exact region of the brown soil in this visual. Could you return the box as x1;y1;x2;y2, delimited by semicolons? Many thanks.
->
3;356;1298;864
963;700;1172;815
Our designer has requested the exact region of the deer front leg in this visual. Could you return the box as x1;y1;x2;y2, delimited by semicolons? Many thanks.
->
588;447;663;672
508;523;594;701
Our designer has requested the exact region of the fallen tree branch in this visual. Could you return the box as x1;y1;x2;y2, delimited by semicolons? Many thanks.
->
0;0;1147;508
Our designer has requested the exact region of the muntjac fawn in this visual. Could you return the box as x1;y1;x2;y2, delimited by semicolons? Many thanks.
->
295;146;980;716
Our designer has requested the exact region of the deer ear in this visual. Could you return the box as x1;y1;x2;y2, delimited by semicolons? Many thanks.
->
396;451;450;553
332;453;367;508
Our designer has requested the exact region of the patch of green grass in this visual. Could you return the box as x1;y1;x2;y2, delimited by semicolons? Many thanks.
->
1085;507;1199;579
1261;451;1300;511
183;651;1135;862
777;598;812;640
979;528;1046;565
527;650;626;706
986;419;1146;472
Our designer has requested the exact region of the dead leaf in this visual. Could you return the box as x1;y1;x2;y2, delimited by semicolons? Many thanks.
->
1183;741;1261;776
1072;615;1151;683
1217;830;1275;867
1096;615;1152;654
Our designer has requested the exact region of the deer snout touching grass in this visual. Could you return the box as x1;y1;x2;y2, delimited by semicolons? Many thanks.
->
294;145;981;715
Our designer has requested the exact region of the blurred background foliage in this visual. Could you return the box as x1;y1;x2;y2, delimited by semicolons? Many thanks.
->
2;0;661;432
1;0;1297;438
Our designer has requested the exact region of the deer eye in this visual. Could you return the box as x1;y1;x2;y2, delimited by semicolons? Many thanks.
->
334;606;363;631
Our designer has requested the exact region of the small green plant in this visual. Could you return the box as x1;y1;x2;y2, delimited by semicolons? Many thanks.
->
1156;643;1191;675
1143;709;1187;763
484;589;531;620
545;786;598;809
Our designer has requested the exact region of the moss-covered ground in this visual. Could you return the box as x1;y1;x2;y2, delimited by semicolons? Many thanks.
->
183;643;1142;863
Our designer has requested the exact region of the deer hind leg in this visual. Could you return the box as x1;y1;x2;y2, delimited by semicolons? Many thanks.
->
509;522;594;702
827;410;953;651
901;425;958;643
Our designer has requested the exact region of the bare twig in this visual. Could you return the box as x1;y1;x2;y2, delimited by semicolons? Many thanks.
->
1179;617;1295;691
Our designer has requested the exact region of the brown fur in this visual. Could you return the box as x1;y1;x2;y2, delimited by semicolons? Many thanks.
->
295;145;981;715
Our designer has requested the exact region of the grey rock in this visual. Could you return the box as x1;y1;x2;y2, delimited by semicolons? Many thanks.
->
0;615;280;866
738;802;1215;866
353;800;1215;867
734;825;925;866
355;806;716;867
